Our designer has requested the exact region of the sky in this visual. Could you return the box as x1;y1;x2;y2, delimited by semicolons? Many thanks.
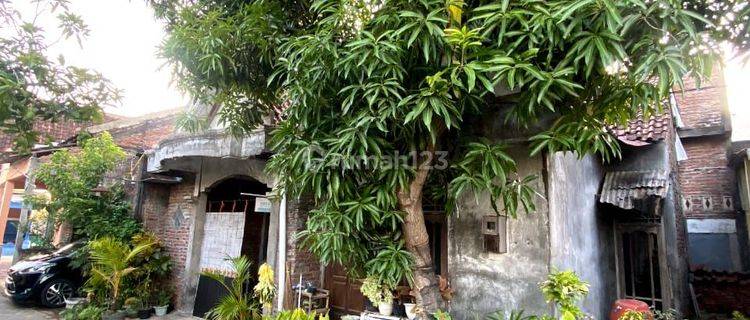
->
12;0;750;140
14;0;188;118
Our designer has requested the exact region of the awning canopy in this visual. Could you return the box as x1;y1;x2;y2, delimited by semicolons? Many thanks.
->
600;170;669;213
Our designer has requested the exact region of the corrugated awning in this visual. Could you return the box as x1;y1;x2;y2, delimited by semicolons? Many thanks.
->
600;170;669;212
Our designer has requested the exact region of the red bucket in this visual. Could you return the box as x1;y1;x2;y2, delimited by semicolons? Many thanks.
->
609;299;653;320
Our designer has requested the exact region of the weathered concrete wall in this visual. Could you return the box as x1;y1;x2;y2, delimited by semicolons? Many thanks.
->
448;148;551;318
547;152;616;318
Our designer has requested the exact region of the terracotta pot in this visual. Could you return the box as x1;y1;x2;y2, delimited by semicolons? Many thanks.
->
609;299;653;320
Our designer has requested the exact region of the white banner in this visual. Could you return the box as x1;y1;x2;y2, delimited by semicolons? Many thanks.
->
199;212;246;275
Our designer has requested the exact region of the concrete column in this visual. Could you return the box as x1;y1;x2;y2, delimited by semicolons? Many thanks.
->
13;156;37;264
179;192;207;315
0;180;16;248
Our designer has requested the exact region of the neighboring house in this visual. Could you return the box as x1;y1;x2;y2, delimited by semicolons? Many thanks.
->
672;70;748;272
0;109;180;252
136;99;692;319
137;106;314;317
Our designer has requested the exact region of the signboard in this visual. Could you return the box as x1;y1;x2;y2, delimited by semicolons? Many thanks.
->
254;197;272;213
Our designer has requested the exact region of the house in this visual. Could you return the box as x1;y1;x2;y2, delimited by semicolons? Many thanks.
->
136;105;321;317
673;70;748;272
134;97;695;320
0;109;180;257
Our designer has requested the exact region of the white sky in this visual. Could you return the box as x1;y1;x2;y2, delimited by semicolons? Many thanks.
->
12;1;750;140
14;0;188;118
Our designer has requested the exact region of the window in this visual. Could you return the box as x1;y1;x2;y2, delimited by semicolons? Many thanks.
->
483;215;507;254
615;224;666;309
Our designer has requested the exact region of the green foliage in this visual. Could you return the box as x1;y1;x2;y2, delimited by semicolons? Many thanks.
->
0;1;120;152
540;270;589;320
486;310;554;320
652;308;679;320
202;256;261;320
733;311;750;320
360;276;393;306
488;270;589;320
264;308;320;320
434;309;452;320
59;304;106;320
85;237;155;310
35;132;141;241
151;0;750;297
618;310;645;320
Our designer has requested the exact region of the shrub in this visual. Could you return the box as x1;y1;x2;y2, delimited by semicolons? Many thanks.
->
59;304;105;320
540;270;589;320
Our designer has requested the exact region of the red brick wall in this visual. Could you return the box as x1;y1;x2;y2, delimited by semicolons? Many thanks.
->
674;70;729;130
284;195;322;307
692;269;750;315
142;176;195;308
678;136;737;218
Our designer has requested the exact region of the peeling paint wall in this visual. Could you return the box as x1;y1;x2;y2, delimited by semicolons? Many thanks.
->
548;152;616;318
448;148;552;319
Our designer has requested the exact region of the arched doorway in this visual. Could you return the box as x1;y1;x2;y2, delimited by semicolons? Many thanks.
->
193;176;271;317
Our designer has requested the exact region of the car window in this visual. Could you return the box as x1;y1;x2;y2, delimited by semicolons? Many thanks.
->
54;242;82;255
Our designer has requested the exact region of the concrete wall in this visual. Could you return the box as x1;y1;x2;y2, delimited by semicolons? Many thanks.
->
547;152;616;319
448;149;551;319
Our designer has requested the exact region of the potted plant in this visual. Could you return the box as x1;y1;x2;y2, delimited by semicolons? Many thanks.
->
123;297;140;318
86;237;154;320
360;276;394;316
153;289;171;316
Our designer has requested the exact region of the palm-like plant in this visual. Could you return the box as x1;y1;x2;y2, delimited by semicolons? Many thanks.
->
86;237;155;310
202;256;260;320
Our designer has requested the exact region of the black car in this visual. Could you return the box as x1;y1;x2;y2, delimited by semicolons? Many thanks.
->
4;242;85;307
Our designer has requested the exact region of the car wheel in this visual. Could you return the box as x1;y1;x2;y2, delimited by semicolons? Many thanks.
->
40;278;75;308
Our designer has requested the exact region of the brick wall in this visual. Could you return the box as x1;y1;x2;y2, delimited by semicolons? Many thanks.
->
692;269;750;314
142;175;196;308
284;195;322;307
678;136;737;218
674;70;729;130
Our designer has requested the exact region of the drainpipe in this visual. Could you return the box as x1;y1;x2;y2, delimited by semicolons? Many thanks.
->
276;194;288;311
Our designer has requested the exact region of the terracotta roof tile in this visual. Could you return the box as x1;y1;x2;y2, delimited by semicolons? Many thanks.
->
611;113;672;146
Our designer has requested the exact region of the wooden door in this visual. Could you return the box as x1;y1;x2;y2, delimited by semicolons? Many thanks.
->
324;263;365;317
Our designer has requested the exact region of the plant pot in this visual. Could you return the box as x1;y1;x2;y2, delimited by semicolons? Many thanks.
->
124;308;138;318
404;303;417;320
102;310;126;320
137;308;152;319
378;302;393;316
154;305;168;316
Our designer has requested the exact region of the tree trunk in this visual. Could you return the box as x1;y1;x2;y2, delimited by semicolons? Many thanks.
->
398;159;441;315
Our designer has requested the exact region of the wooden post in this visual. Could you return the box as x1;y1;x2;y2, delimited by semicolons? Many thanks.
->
0;180;16;250
12;156;37;264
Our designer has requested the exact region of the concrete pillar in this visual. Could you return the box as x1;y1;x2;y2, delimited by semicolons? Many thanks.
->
13;156;37;264
0;180;16;248
179;192;207;315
